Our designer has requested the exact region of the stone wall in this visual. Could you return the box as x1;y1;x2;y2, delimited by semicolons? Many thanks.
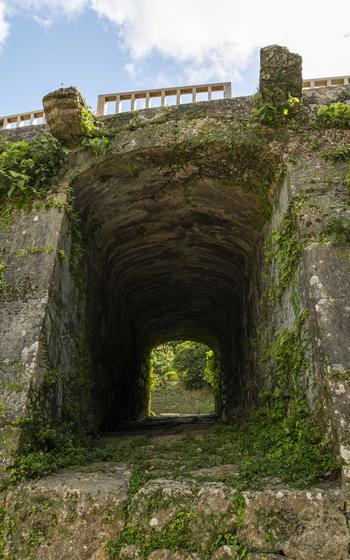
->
0;186;96;475
0;46;350;480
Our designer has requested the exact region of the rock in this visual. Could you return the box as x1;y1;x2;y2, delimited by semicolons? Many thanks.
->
43;86;89;146
248;555;294;560
211;546;294;559
148;551;201;560
129;478;196;530
129;479;239;553
3;463;130;560
211;545;237;559
195;482;237;514
259;45;302;106
190;464;239;480
239;486;349;560
120;544;142;559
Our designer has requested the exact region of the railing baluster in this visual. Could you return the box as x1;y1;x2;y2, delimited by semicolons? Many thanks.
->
97;95;106;116
115;95;121;114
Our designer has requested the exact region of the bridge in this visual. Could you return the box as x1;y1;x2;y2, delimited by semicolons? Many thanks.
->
0;42;350;482
1;43;350;558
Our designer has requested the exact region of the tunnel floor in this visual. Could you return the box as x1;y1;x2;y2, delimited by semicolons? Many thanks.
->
101;414;219;441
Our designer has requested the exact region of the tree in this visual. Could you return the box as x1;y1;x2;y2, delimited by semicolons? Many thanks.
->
172;341;208;389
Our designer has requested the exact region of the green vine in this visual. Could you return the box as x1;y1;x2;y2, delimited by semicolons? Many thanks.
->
252;92;300;124
264;210;303;301
80;106;111;154
0;262;7;297
0;134;68;212
316;102;350;128
322;145;350;162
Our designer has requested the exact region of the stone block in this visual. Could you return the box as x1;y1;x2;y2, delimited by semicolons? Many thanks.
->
259;45;302;106
43;86;87;146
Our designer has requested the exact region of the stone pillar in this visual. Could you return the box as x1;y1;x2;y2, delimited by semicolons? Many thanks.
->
43;87;89;147
259;45;303;107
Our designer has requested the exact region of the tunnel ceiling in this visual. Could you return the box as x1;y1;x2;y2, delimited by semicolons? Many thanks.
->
73;118;278;349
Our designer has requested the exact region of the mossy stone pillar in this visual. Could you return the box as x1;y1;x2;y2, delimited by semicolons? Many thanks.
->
43;87;88;147
259;45;303;107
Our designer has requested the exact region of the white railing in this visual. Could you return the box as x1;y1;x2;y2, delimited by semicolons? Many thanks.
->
1;76;349;130
303;75;350;88
96;82;232;116
0;109;45;130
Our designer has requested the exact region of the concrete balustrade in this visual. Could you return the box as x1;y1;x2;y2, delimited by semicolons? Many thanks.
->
96;82;232;116
0;109;45;130
1;76;349;129
303;75;350;88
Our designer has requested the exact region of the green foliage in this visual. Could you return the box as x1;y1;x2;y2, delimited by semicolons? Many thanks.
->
323;215;350;244
105;489;247;559
322;145;350;162
81;106;97;137
316;102;350;128
16;246;54;257
252;92;300;124
274;162;287;186
237;397;338;488
204;349;222;409
264;211;303;301
12;422;92;481
0;263;7;296
80;105;112;153
151;343;176;378
345;168;350;188
10;384;338;491
172;341;209;389
0;507;5;559
329;369;350;380
262;310;309;400
81;136;112;154
150;341;213;390
0;134;68;209
309;137;321;150
105;510;198;558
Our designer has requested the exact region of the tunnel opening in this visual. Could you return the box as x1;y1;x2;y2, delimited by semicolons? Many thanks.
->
68;123;278;435
149;340;217;417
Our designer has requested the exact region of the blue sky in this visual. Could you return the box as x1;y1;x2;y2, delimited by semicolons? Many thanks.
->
0;1;349;118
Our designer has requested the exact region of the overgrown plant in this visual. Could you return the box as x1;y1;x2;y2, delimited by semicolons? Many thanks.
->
322;145;350;162
0;262;7;297
81;105;111;154
323;215;350;244
0;134;68;210
316;102;350;128
252;93;300;124
264;210;303;301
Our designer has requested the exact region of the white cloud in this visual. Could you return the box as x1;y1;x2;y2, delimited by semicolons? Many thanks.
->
2;0;350;81
124;62;136;76
6;0;86;18
0;1;9;49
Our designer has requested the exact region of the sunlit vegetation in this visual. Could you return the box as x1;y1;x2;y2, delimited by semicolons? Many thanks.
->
150;341;215;415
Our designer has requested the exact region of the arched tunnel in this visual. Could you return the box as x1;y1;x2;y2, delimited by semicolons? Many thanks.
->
71;128;276;431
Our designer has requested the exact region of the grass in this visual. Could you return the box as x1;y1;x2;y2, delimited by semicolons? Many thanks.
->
10;397;339;492
150;383;215;415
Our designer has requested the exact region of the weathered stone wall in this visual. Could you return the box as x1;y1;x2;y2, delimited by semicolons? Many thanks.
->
0;187;96;475
0;46;350;478
252;83;350;474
